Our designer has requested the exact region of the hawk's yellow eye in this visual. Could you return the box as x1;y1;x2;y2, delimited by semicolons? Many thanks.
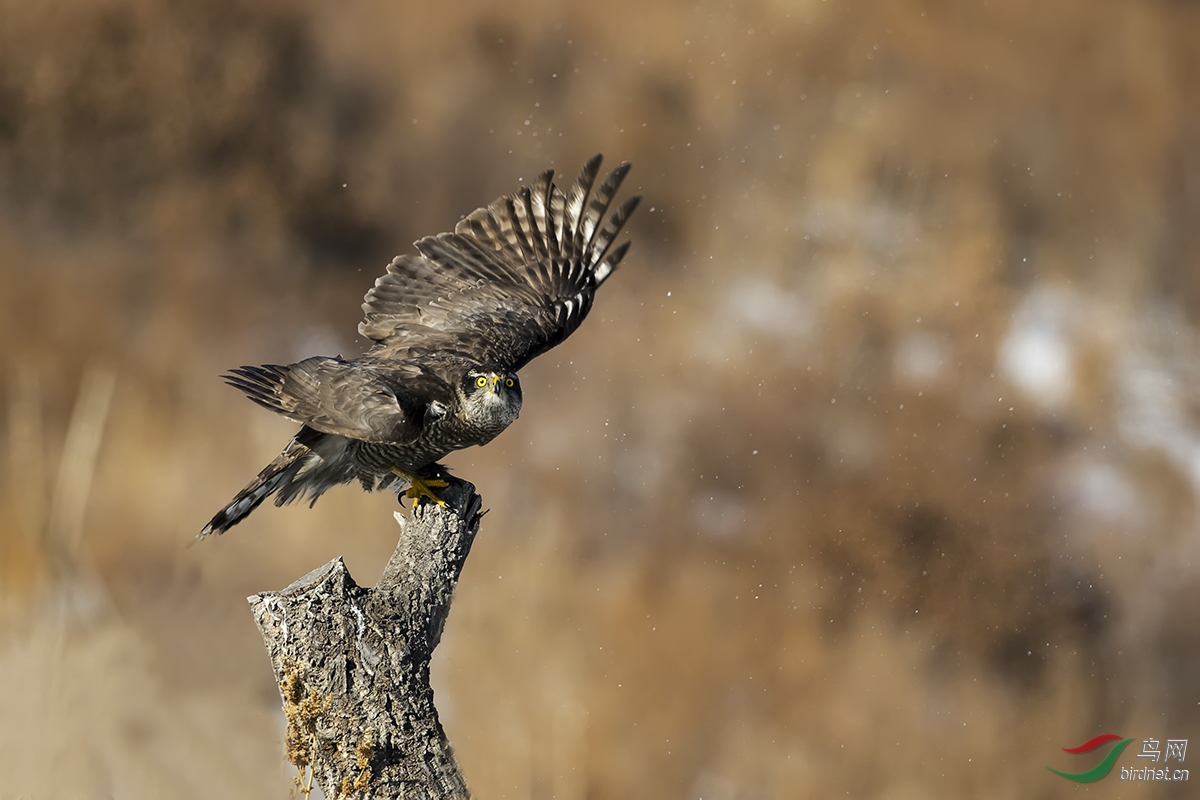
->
505;377;515;388
475;376;488;388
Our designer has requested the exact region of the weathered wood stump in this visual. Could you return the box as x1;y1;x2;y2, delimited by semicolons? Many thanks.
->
249;477;481;799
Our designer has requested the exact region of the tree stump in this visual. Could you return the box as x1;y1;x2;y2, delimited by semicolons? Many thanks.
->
249;477;481;800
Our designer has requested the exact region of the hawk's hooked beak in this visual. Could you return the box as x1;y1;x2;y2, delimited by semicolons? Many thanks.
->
489;374;503;393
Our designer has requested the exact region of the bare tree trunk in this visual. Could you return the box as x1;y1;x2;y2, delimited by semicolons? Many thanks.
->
249;477;481;800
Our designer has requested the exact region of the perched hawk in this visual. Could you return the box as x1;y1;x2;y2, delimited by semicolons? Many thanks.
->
199;154;639;538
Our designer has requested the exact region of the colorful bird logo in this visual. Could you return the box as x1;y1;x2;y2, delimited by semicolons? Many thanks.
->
1047;734;1135;782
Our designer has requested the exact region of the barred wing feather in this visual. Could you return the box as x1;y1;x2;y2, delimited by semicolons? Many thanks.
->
359;154;640;372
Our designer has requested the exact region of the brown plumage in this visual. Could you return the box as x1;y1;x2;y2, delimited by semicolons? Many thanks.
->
199;154;640;538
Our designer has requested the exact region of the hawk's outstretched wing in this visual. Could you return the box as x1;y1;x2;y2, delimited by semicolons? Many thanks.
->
359;154;640;371
223;356;451;443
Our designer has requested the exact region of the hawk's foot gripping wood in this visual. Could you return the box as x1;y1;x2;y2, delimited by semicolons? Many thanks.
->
391;466;449;508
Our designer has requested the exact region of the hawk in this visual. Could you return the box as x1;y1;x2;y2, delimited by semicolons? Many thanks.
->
199;154;639;538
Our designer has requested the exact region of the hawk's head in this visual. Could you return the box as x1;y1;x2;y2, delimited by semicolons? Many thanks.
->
458;368;522;434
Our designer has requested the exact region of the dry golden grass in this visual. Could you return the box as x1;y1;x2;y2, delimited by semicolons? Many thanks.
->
2;0;1199;797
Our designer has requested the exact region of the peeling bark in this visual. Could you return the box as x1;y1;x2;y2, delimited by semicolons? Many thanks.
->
249;478;481;799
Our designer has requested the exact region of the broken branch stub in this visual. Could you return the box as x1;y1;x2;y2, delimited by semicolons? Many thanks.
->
249;478;482;799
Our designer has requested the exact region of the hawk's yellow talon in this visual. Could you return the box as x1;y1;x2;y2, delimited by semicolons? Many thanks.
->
391;467;449;507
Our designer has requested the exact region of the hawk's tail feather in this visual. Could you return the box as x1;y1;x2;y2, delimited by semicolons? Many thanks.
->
197;441;308;539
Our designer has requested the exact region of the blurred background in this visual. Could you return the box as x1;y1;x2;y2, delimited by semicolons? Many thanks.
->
1;0;1198;797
